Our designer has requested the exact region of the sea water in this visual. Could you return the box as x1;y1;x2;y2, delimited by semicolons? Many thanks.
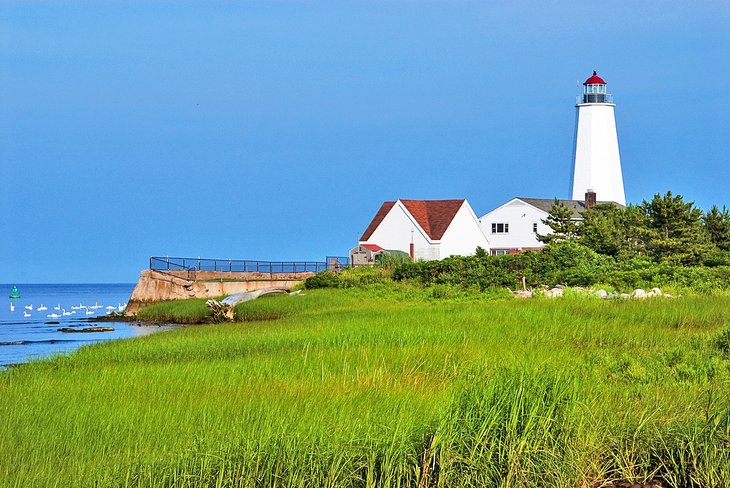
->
0;283;173;366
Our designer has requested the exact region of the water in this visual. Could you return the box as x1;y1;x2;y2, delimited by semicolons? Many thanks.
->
0;283;173;367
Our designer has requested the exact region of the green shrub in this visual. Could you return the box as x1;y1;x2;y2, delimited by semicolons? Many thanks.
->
304;271;341;289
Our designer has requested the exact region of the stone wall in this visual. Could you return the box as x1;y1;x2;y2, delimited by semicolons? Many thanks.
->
125;269;312;315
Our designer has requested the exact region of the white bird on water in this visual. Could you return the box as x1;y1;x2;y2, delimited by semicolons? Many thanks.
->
24;304;33;311
23;311;31;318
89;302;102;310
71;303;85;310
37;304;48;311
62;309;73;316
118;303;126;312
47;312;61;318
85;308;94;315
53;304;61;311
10;302;15;312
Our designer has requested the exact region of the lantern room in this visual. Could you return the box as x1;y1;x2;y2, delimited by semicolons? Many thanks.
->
582;70;612;103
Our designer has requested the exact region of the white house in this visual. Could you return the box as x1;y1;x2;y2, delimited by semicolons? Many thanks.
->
478;193;617;255
357;199;490;261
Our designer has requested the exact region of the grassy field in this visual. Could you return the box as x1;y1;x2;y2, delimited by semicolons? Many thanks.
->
1;287;729;487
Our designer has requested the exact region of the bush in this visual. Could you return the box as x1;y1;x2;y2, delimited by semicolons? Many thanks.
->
304;271;340;289
304;266;393;290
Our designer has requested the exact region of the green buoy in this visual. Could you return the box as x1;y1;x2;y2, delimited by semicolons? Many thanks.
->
9;286;20;299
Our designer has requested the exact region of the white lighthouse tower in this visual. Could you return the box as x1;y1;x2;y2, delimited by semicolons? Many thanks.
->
570;70;626;206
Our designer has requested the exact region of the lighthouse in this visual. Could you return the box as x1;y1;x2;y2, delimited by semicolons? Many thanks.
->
570;70;626;206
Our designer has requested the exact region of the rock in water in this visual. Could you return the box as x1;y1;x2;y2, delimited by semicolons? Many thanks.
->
58;327;115;333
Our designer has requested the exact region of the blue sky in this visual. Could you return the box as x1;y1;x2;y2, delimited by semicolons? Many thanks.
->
2;1;729;283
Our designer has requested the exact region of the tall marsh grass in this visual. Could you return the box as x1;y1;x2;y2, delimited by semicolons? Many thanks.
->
0;289;729;486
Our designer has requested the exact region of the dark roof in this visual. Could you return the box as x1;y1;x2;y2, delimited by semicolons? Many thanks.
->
360;199;466;242
359;201;396;241
517;197;622;219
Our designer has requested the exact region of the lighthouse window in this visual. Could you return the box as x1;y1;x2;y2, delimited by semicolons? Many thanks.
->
491;223;509;234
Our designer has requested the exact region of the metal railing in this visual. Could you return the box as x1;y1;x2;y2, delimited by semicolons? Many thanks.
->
149;256;350;280
576;93;614;104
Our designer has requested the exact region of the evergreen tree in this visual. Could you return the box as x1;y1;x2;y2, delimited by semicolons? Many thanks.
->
641;191;713;265
537;199;579;244
578;203;648;258
703;205;730;251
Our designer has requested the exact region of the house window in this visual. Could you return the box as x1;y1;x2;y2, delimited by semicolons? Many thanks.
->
491;223;509;234
533;223;538;233
492;249;508;256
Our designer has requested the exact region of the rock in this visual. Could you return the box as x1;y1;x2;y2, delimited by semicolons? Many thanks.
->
546;287;563;298
632;289;647;298
58;327;115;333
596;289;608;298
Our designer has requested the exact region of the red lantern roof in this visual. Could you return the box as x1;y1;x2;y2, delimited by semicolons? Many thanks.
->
584;70;606;85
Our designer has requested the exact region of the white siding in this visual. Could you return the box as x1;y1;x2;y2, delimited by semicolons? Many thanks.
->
478;199;550;250
439;203;491;257
571;103;625;205
361;202;434;257
361;200;490;261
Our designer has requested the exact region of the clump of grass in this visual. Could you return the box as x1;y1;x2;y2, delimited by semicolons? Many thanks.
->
136;298;212;324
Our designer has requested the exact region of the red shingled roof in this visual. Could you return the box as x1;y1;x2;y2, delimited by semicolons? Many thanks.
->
360;199;465;242
361;243;384;252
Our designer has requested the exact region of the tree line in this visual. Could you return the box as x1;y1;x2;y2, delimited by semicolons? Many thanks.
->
538;191;730;265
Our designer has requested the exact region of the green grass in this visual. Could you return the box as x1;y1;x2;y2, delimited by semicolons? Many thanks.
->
1;288;729;487
136;298;213;324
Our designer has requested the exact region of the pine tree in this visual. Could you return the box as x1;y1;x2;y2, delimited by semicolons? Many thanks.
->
537;199;579;244
641;191;713;264
703;205;730;251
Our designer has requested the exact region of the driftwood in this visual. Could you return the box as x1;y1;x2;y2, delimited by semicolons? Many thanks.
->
206;287;299;322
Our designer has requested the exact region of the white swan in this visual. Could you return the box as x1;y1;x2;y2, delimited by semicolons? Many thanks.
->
23;311;31;318
24;304;33;311
85;308;94;315
117;303;126;312
47;312;61;318
106;305;116;311
71;303;85;310
10;302;14;312
53;304;61;311
89;302;102;310
37;304;48;311
62;309;73;316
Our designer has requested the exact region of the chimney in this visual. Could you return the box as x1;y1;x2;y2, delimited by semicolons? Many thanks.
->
409;242;415;261
584;189;597;209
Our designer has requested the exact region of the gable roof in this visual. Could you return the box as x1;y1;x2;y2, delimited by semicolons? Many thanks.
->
400;199;465;240
359;201;396;241
359;199;466;242
517;198;622;219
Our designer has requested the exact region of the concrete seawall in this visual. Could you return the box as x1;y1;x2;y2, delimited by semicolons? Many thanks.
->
125;269;313;315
